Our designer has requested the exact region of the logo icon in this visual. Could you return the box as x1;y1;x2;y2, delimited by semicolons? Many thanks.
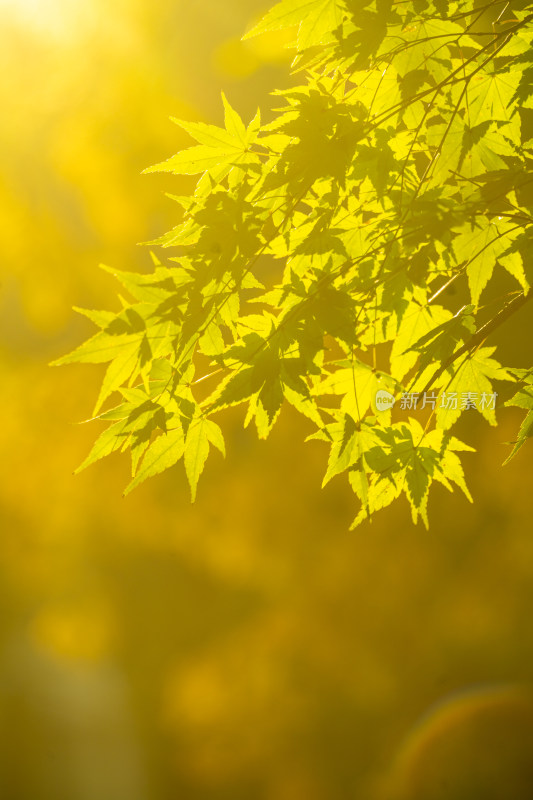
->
375;389;395;412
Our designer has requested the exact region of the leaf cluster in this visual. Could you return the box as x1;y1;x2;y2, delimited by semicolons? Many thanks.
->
54;0;533;527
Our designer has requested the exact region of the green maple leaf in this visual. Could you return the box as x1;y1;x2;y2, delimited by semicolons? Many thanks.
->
504;379;533;463
358;419;474;528
75;399;164;473
243;0;345;50
184;416;225;502
52;330;141;366
93;340;141;415
436;347;514;429
313;359;398;423
144;95;260;179
390;296;452;381
312;414;377;487
453;217;524;306
407;305;476;374
465;70;521;127
125;427;185;495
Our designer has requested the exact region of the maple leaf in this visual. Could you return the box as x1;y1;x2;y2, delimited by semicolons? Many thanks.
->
144;94;261;180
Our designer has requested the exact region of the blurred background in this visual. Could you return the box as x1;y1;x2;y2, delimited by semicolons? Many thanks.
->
1;1;533;798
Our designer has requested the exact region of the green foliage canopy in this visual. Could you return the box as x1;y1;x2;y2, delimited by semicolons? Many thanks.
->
54;0;533;528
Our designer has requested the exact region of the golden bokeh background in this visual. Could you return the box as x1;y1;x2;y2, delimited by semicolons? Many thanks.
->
1;1;533;798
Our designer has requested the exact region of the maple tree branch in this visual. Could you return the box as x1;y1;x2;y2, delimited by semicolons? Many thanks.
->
422;291;533;394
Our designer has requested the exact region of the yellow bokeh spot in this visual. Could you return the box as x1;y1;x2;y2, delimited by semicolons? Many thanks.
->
30;602;113;663
214;25;294;79
164;660;229;727
213;38;260;79
242;22;295;64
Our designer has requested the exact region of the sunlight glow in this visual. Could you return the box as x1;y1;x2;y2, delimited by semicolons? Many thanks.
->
0;0;90;39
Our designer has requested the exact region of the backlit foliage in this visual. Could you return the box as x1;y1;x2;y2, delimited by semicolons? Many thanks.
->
55;0;533;527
